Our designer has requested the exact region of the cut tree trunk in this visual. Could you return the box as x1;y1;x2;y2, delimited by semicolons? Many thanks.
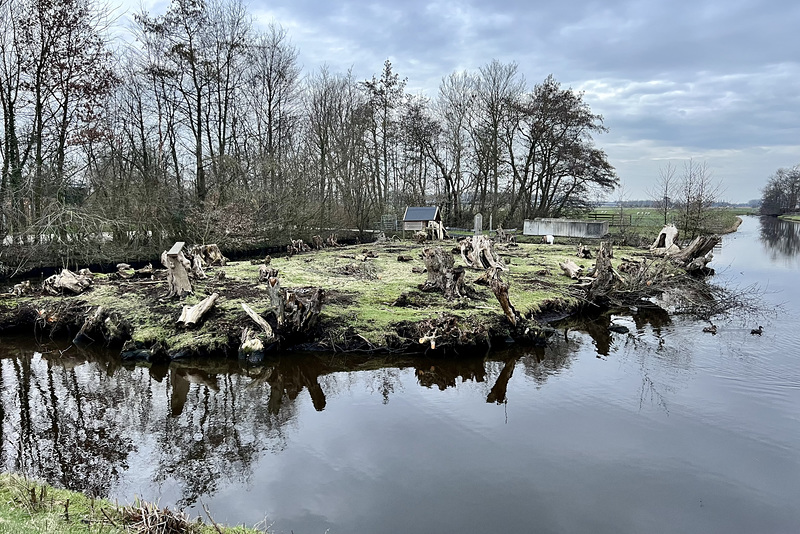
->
576;243;592;259
460;235;505;270
42;269;92;295
161;242;193;298
177;292;219;327
187;244;228;266
312;235;325;250
267;276;285;325
259;265;279;283
490;271;518;326
558;260;583;279
284;288;325;333
671;235;720;265
587;242;616;302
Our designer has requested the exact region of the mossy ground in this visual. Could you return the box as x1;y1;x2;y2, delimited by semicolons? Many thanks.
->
0;474;259;534
0;239;652;353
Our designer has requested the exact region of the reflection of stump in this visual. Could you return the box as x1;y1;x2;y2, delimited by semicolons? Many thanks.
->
162;242;193;298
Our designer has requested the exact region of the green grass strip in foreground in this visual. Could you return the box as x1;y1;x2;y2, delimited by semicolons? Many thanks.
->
0;474;261;534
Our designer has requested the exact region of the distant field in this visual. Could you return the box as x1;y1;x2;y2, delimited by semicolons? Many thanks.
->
587;207;750;240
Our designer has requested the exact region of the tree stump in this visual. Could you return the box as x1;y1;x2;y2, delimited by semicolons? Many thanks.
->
460;235;505;270
671;235;720;265
161;242;193;298
587;242;616;302
187;244;228;266
259;265;279;283
42;269;92;295
285;288;325;333
267;276;285;325
490;270;518;326
558;260;583;279
312;235;325;250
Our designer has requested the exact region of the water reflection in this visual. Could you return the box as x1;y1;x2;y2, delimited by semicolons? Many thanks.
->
759;216;800;263
0;333;585;506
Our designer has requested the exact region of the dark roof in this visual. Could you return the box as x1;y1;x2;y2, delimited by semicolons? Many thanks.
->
403;206;440;221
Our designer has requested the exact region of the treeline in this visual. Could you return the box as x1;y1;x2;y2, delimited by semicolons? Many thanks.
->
0;0;616;265
760;165;800;216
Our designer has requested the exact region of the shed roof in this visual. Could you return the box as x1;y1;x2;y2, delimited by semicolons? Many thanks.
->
403;206;440;221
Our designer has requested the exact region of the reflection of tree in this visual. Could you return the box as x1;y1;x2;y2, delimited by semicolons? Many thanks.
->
760;217;800;262
1;347;137;497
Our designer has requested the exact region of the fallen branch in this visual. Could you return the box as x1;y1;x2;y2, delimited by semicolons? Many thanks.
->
177;293;219;327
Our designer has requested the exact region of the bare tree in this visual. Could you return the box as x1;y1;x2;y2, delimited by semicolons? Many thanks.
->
675;159;723;239
648;162;677;225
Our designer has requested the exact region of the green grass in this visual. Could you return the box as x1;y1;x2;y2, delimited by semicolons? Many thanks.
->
0;474;260;534
587;207;746;240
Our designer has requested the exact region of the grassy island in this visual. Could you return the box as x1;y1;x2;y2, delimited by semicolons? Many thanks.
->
0;238;656;357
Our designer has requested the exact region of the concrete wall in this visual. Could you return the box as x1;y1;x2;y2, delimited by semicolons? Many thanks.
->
523;218;609;238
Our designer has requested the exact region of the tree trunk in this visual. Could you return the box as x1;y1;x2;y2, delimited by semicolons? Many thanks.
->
490;272;517;326
161;246;193;298
587;242;616;302
177;292;219;327
558;260;582;279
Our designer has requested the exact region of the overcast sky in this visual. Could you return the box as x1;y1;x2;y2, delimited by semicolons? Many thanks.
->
120;0;800;203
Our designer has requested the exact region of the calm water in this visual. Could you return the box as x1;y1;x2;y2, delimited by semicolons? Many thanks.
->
1;215;799;533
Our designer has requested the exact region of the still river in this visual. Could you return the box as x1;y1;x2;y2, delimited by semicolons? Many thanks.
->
1;215;799;533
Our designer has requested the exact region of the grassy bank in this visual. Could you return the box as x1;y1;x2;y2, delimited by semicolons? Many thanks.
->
0;239;653;355
0;474;259;534
588;207;749;243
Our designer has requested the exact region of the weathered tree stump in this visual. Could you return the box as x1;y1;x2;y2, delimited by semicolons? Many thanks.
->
161;242;193;298
558;260;583;279
177;292;219;327
490;270;518;326
10;280;31;296
190;255;207;280
672;235;720;266
312;235;325;250
42;269;92;295
495;224;517;245
284;288;325;333
187;244;228;266
587;242;616;302
287;239;311;256
259;265;279;284
326;235;340;247
460;235;505;270
419;247;466;299
576;243;592;259
650;224;680;255
266;276;285;325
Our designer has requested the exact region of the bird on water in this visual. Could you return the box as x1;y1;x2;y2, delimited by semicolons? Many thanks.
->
750;326;763;335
